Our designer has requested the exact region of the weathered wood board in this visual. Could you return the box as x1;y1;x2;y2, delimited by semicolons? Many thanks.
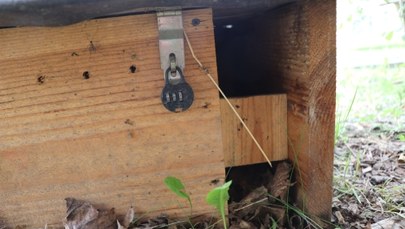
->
247;0;336;223
220;95;288;167
0;9;225;228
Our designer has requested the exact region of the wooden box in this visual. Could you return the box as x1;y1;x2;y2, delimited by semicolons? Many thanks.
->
0;0;336;227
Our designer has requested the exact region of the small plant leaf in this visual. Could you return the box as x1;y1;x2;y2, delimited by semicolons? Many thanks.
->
398;134;405;142
164;176;192;209
206;180;232;229
270;217;277;229
385;31;394;41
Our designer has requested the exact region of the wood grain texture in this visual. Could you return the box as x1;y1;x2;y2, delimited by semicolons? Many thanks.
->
246;0;336;224
220;95;288;167
0;9;225;228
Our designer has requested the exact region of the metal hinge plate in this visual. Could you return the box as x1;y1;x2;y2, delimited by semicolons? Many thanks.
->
157;10;185;74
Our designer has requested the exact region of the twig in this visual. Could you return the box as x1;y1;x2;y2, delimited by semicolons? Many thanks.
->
183;31;272;167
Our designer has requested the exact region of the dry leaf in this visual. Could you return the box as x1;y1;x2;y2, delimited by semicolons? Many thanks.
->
334;210;346;225
230;186;268;219
262;206;285;223
370;175;389;185
63;198;116;229
64;198;98;229
364;222;372;229
259;214;271;229
268;162;292;200
0;217;6;229
229;224;242;229
371;217;405;229
117;207;135;229
362;166;373;174
239;220;256;229
117;220;126;229
347;203;359;215
123;207;135;228
84;208;116;229
239;186;268;206
399;153;405;163
132;215;168;229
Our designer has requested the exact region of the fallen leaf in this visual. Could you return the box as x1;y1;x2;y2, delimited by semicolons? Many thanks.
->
64;198;98;229
370;175;389;185
123;207;135;228
364;222;372;229
63;198;116;229
0;217;6;229
267;162;292;200
259;214;271;229
362;166;373;174
84;208;116;229
229;186;268;219
371;216;405;229
132;215;168;229
334;210;346;225
399;153;405;163
117;220;126;229
239;220;256;229
348;203;359;215
239;186;268;206
250;205;284;225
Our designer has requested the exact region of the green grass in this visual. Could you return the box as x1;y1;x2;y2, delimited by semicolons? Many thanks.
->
355;43;405;51
336;63;405;127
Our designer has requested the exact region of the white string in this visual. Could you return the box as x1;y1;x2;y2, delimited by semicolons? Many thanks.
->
184;31;272;167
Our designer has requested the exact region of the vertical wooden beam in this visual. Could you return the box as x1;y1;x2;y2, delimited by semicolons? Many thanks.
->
303;1;336;221
248;0;336;223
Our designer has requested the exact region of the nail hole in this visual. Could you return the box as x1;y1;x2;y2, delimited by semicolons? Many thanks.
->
88;41;96;52
129;65;137;73
37;75;45;84
82;71;90;79
191;18;201;26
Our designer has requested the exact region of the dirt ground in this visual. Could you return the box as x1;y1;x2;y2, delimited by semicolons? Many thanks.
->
332;121;405;228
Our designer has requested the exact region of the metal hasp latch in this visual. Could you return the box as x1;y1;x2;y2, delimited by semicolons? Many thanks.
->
158;10;194;113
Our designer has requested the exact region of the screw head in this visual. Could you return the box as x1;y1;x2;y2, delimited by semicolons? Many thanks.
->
191;18;201;26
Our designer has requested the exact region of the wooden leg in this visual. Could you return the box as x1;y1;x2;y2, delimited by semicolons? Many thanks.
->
246;0;336;223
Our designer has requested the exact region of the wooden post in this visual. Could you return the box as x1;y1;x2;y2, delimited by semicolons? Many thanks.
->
247;0;336;223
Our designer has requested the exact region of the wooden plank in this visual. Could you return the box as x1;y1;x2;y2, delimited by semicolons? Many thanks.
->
220;95;288;167
0;9;225;228
245;0;336;224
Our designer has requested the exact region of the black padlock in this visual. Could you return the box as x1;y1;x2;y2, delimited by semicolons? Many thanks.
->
161;66;194;112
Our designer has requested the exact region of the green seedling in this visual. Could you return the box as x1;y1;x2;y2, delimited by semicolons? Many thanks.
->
206;180;232;229
270;217;277;229
164;176;192;211
335;87;357;142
